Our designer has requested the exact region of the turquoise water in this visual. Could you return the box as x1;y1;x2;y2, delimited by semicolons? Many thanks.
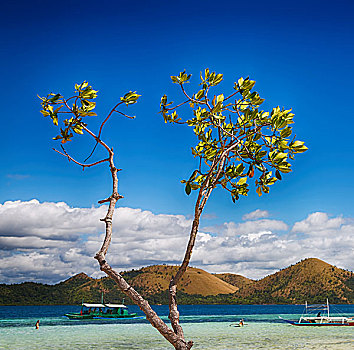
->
0;305;353;349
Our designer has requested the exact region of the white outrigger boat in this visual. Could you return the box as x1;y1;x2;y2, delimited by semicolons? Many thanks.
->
64;302;139;320
64;294;143;320
280;299;354;326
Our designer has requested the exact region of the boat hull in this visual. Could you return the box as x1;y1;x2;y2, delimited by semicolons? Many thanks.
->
93;313;138;319
64;313;94;320
64;312;138;320
281;318;354;326
279;301;354;327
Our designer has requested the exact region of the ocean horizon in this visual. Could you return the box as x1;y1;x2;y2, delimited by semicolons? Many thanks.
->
1;304;353;349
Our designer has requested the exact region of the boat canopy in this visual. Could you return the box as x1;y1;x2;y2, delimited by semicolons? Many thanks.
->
104;304;127;308
83;303;105;308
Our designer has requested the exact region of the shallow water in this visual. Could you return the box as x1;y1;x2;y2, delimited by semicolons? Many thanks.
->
0;305;353;349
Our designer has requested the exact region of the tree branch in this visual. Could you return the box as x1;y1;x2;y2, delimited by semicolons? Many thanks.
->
53;147;110;169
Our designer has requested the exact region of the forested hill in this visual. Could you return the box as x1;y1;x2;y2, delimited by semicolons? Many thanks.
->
218;258;354;304
0;258;353;305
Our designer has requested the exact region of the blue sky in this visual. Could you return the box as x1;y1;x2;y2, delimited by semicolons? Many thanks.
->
1;0;353;283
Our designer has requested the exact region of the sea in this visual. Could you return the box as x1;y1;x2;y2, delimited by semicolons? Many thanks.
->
0;304;353;349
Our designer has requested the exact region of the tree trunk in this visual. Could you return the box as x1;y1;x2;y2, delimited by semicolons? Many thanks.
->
94;152;193;350
95;254;193;349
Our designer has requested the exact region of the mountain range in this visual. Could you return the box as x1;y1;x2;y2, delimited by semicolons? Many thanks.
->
0;258;353;305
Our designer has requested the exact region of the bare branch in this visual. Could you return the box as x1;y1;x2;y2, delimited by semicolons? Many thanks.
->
53;147;109;169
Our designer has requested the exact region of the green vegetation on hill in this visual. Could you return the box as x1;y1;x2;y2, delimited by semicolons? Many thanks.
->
0;258;353;305
235;258;354;304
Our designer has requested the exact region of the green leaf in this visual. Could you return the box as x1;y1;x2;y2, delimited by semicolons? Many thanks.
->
290;140;308;153
280;127;292;138
75;81;89;91
73;125;84;134
185;182;191;195
81;100;96;111
273;152;287;162
262;185;269;194
277;166;292;173
231;189;239;202
49;93;61;103
293;145;308;153
204;68;210;79
266;177;278;185
195;90;204;100
235;163;245;175
275;170;282;180
81;89;98;99
216;94;224;104
52;115;58;126
237;177;247;185
120;91;141;105
40;110;50;117
213;73;223;85
291;140;305;147
171;76;179;83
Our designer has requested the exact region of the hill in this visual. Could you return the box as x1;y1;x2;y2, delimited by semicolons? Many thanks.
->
121;265;238;296
214;273;254;289
0;258;353;305
235;258;354;304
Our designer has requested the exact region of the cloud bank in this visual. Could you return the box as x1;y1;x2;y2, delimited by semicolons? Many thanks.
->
0;200;353;284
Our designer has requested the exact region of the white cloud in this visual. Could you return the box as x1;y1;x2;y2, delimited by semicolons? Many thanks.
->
240;231;274;242
0;201;353;284
0;199;105;240
6;174;30;180
191;212;354;278
220;219;288;236
0;200;192;283
242;209;270;221
292;212;344;234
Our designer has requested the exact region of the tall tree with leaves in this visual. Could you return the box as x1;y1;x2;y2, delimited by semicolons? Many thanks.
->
160;69;307;346
40;70;306;350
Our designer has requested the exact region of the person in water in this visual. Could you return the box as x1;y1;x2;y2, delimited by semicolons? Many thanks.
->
239;319;244;327
35;320;40;329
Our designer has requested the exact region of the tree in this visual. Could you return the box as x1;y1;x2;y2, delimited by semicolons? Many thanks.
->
160;69;307;347
40;70;307;349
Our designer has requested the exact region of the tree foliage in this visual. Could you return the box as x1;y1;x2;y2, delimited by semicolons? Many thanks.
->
39;82;139;145
160;69;307;203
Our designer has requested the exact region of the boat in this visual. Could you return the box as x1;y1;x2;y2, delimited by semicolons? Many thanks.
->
64;295;140;320
279;299;354;326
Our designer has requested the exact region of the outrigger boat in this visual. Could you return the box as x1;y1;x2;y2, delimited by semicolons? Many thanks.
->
280;299;354;326
64;295;140;320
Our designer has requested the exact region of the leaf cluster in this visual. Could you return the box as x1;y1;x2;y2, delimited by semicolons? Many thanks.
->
39;82;99;143
160;69;307;202
39;82;140;143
